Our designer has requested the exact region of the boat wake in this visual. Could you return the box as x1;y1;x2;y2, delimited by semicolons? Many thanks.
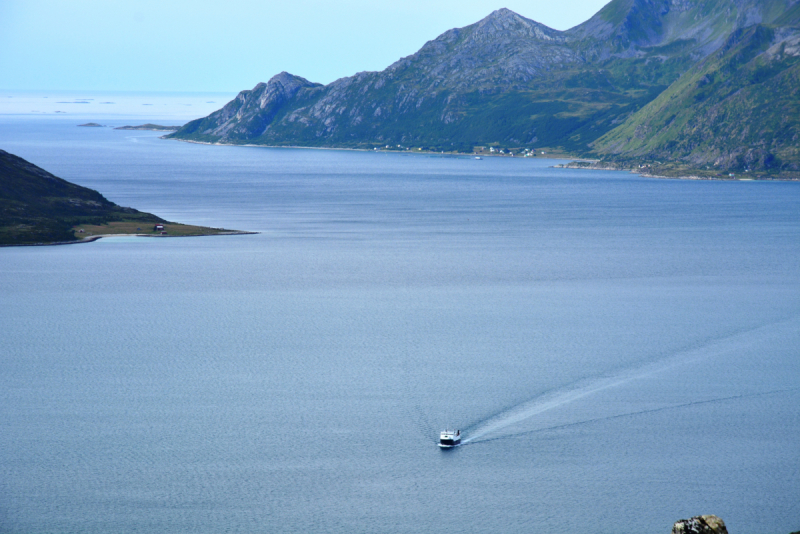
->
460;316;798;445
461;372;646;444
464;388;797;445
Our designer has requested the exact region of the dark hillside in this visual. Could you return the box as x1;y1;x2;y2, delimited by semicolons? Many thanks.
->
0;149;163;245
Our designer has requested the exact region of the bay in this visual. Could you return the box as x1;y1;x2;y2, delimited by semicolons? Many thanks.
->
1;116;799;534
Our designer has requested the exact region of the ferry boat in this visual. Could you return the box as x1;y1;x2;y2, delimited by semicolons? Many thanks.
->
438;429;461;448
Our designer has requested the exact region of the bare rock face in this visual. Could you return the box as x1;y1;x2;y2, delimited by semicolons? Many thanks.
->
201;72;321;140
673;515;728;534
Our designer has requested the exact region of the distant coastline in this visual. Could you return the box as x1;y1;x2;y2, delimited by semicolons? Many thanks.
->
163;137;798;181
554;161;800;182
162;136;576;159
115;123;182;131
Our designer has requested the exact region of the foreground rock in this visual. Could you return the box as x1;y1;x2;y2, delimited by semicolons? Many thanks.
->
673;515;728;534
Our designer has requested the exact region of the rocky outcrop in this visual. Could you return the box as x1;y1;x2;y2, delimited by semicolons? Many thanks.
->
173;72;321;143
673;515;729;534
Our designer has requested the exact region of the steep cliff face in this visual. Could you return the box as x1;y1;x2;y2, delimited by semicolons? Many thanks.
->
174;72;321;142
168;0;799;171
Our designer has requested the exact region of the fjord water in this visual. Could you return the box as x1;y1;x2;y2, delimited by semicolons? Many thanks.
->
1;118;799;534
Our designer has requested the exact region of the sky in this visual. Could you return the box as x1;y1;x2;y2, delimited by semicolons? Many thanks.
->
1;0;611;93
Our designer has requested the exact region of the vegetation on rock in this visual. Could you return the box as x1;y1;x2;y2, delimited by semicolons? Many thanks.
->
593;19;800;175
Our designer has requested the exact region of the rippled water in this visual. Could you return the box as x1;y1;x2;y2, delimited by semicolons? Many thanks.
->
1;118;799;534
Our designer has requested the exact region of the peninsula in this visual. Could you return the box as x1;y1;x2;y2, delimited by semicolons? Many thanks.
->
0;149;249;246
168;0;800;179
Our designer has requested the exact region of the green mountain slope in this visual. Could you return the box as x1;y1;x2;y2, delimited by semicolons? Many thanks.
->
0;149;164;245
593;21;800;173
168;0;799;174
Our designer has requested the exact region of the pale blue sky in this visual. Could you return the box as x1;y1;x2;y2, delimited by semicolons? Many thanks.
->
1;0;611;92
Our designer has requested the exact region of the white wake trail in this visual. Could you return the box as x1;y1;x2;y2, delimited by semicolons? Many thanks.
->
462;315;800;444
462;374;637;443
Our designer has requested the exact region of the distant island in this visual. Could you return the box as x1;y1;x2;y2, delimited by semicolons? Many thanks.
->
115;124;182;131
0;149;251;246
78;122;104;127
167;0;800;179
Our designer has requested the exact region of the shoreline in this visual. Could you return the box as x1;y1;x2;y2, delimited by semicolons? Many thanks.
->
553;162;800;182
164;137;798;180
162;136;578;160
0;230;258;248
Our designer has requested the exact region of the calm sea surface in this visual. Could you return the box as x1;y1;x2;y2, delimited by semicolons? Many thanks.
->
1;114;799;534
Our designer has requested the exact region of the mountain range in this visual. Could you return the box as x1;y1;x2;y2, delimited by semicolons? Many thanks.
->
168;0;800;176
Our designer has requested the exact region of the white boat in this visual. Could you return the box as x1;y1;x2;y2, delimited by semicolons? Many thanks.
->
438;429;461;448
475;156;482;160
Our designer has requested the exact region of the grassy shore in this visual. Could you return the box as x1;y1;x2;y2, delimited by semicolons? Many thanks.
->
556;159;800;181
72;220;249;239
0;220;255;247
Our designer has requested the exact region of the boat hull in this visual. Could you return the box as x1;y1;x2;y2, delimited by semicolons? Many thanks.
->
438;430;461;448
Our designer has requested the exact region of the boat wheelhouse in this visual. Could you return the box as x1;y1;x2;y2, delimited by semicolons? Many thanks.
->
438;429;461;448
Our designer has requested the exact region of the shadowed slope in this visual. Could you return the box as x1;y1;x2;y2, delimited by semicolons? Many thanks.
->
0;150;245;245
0;149;166;244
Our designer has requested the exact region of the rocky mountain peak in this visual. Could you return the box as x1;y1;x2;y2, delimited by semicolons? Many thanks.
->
479;7;528;26
248;72;319;115
265;71;318;92
250;72;319;106
472;7;562;41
